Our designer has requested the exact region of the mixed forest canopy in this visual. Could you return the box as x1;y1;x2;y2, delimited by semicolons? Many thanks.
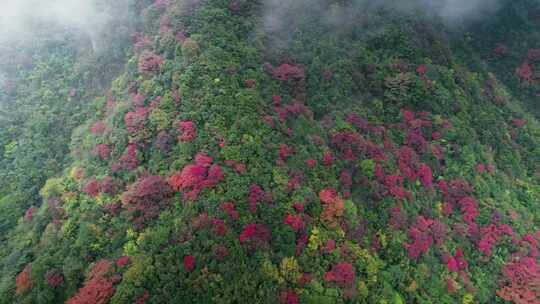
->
0;0;539;303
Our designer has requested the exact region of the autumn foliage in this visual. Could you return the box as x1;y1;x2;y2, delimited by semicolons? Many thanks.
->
15;265;32;295
319;188;344;228
497;257;540;304
167;152;224;200
324;263;356;287
138;50;163;75
121;176;172;229
66;260;120;304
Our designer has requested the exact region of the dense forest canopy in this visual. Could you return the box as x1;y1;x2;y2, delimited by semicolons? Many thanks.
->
0;0;539;303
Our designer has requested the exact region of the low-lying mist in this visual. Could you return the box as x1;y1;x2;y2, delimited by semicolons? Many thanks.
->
0;0;135;90
262;0;506;50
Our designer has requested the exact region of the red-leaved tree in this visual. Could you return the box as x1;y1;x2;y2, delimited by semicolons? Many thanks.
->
15;264;32;295
66;260;120;304
121;176;172;229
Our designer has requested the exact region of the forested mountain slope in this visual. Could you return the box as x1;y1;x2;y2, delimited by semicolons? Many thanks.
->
0;0;539;303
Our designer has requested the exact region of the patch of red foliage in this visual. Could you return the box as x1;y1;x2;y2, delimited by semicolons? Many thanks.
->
15;264;32;295
346;113;371;133
183;255;196;272
66;260;120;304
228;0;242;13
274;101;312;122
457;197;480;225
283;214;304;232
330;131;363;162
287;171;304;193
279;291;299;304
431;220;449;246
248;184;272;213
406;129;429;153
45;269;64;288
113;144;139;172
404;216;434;260
155;131;172;153
135;292;151;304
279;144;294;161
497;257;540;304
340;170;353;198
324;263;356;287
239;223;271;248
125;107;150;134
396;146;418;183
322;152;334;166
516;62;533;82
513;119;527;129
138;50;163;75
442;249;468;273
214;245;229;262
121;176;172;230
528;48;540;61
439;179;474;204
295;234;309;256
24;207;37;222
383;174;412;201
116;256;130;268
304;158;317;169
293;203;304;213
262;115;275;128
430;144;444;160
84;177;121;197
520;234;540;258
220;202;239;220
191;212;210;231
244;79;256;88
132;32;152;53
83;179;101;197
416;65;427;76
265;63;305;82
417;163;433;189
90;121;107;135
322;239;336;255
389;206;407;230
319;188;345;228
99;176;121;196
132;94;146;107
476;163;486;174
478;224;513;256
168;152;224;201
211;219;228;237
91;144;111;161
176;121;197;142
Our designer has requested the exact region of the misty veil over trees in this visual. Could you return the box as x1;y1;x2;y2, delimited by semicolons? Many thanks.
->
0;0;539;303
